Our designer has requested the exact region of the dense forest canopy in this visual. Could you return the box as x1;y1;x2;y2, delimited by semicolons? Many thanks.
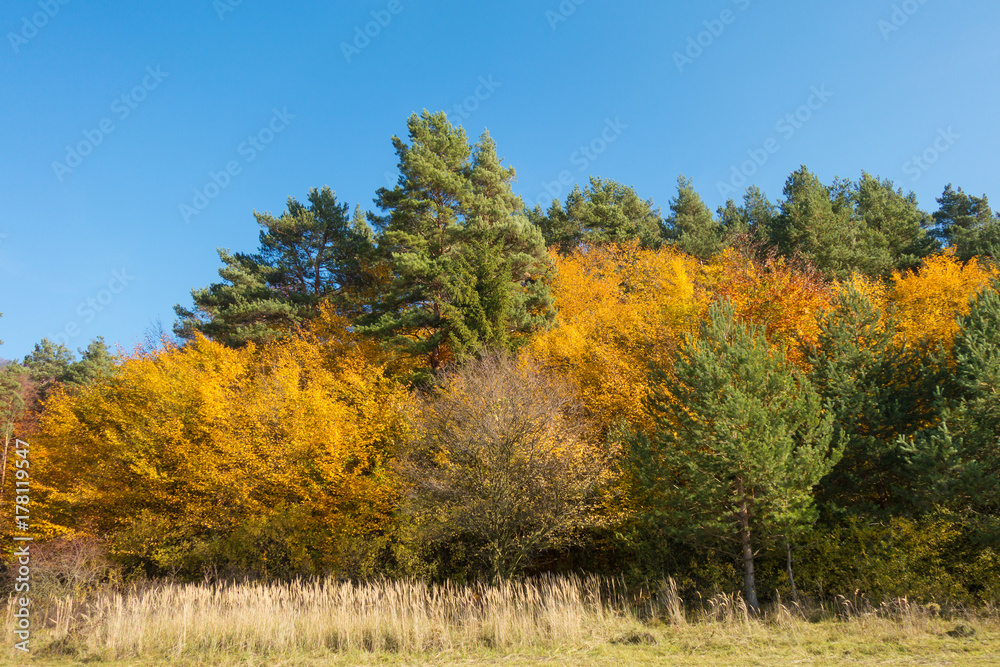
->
4;110;1000;606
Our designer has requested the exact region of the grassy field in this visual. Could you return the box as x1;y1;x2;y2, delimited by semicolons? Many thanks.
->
1;576;997;665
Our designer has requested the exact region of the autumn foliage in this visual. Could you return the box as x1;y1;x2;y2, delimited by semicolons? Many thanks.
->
34;325;407;577
886;250;999;352
527;242;703;434
705;248;831;367
9;239;1000;602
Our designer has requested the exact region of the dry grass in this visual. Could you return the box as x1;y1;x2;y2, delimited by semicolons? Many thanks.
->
1;576;997;665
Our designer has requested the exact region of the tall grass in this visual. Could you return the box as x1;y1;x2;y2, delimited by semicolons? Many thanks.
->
4;575;652;660
3;575;997;662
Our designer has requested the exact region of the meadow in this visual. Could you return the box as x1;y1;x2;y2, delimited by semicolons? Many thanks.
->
2;576;997;666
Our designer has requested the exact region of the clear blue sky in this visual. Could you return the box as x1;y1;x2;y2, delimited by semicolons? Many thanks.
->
2;0;998;360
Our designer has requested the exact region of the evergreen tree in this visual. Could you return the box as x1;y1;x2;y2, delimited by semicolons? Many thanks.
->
528;199;575;253
931;185;1000;261
363;112;553;372
664;176;723;259
905;281;1000;530
0;359;25;509
63;338;118;387
0;360;25;438
531;177;662;252
175;187;376;346
773;166;865;278
743;186;779;240
462;132;554;349
717;198;749;244
808;285;937;517
932;185;994;248
22;339;74;401
718;186;780;252
630;301;838;613
849;173;936;275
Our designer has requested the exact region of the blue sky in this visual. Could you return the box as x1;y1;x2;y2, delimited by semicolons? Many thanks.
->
1;0;998;360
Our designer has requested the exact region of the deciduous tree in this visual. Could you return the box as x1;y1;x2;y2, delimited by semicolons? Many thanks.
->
36;328;407;578
527;242;703;434
401;352;608;581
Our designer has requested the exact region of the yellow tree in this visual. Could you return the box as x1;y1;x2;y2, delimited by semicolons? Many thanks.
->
35;324;407;578
401;352;609;581
887;250;1000;353
527;242;703;435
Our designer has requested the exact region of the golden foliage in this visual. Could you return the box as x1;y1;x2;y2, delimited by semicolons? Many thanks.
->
887;250;1000;352
705;248;832;367
35;325;407;574
527;242;703;434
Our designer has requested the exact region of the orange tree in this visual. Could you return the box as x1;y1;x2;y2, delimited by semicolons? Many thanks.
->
704;247;832;369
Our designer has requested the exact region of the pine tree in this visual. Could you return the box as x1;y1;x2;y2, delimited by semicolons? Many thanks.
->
63;338;118;387
932;185;1000;261
528;199;576;253
849;172;936;275
22;339;74;400
0;359;25;511
363;113;553;372
630;301;838;612
743;186;779;239
773;166;865;278
531;178;662;252
718;187;780;251
462;132;554;349
717;198;749;245
932;185;994;247
664;176;722;259
807;284;937;517
905;281;1000;527
175;187;376;346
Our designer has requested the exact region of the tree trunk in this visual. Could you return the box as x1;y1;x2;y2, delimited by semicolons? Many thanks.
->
786;537;799;604
737;480;760;615
0;428;10;508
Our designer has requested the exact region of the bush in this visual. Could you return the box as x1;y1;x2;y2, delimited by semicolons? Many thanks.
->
793;514;1000;603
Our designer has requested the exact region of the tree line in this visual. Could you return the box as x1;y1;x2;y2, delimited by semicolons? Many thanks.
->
3;110;1000;609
